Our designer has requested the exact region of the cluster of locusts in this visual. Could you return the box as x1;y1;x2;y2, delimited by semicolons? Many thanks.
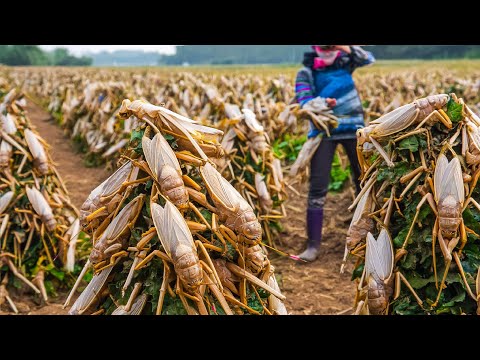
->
346;93;480;315
0;87;83;313
64;99;287;315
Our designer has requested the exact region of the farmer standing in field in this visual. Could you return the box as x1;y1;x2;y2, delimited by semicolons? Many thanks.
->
295;45;375;262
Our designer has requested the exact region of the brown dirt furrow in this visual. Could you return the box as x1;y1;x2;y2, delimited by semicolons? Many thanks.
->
272;184;357;315
24;100;111;209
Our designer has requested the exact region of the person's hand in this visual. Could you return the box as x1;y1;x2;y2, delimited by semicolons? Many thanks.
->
303;97;336;112
333;45;351;54
326;98;337;108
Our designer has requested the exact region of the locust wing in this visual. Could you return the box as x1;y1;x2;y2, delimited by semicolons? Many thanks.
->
365;230;394;282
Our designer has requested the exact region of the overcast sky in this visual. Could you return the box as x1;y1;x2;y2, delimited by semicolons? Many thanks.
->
39;45;177;55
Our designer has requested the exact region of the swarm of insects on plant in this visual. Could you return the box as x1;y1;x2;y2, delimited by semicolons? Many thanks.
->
65;100;287;315
0;88;86;313
345;93;480;315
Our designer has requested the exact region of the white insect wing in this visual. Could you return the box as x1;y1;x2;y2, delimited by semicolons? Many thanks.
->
201;163;239;210
267;275;288;315
66;219;80;272
439;157;464;203
24;129;47;160
2;113;18;134
69;266;114;315
100;161;133;197
102;196;141;240
369;103;414;124
26;187;53;217
0;191;14;215
165;201;195;252
112;294;148;315
351;186;372;224
142;136;156;175
434;154;448;203
371;104;418;136
151;203;171;257
152;133;181;171
366;230;393;281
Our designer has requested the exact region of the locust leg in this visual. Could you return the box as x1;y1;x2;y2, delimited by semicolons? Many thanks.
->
394;271;423;307
64;260;91;308
176;278;197;315
431;256;452;308
195;288;209;315
122;251;146;297
156;262;170;315
397;172;424;201
464;175;480;211
432;218;439;288
94;251;128;272
223;288;260;315
135;250;171;270
460;126;467;155
124;282;142;312
370;137;394;167
456;219;467;256
348;174;377;211
203;270;233;315
453;251;476;301
354;300;366;315
357;144;367;177
195;240;222;292
226;262;286;301
188;202;212;230
415;109;451;130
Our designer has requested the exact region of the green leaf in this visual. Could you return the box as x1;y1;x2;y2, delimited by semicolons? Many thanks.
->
406;273;435;289
351;263;364;281
446;98;463;123
44;280;56;296
463;207;480;235
397;136;419;152
84;271;93;283
393;227;409;248
49;268;65;281
401;252;416;270
129;127;145;154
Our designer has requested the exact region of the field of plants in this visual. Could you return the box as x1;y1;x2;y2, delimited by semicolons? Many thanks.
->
2;60;480;314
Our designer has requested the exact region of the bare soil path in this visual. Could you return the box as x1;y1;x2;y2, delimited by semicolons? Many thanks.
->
271;184;357;315
24;100;111;209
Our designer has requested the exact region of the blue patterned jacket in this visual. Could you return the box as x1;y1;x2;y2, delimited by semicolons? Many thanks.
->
295;46;375;139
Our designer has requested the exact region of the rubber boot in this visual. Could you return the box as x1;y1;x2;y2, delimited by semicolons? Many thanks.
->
298;208;324;262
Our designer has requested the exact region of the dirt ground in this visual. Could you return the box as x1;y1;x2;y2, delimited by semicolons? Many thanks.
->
6;101;357;315
271;184;357;315
23;100;111;209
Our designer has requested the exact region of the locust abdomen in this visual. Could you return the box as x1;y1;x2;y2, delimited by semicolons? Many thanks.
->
159;165;189;210
173;244;203;290
367;275;394;315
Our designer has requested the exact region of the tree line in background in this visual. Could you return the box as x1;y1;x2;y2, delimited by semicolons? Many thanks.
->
3;45;480;67
158;45;480;65
0;45;92;66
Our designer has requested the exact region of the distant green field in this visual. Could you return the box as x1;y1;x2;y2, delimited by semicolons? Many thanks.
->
27;59;480;77
120;59;480;76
